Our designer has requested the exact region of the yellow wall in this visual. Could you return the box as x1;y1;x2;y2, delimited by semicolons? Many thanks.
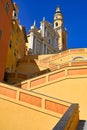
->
33;69;87;120
0;97;59;130
18;26;26;58
38;48;87;66
0;82;79;130
6;20;26;72
6;48;87;121
15;48;87;120
0;82;70;130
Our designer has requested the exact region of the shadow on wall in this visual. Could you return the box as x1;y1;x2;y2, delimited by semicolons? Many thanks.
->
17;54;51;77
3;55;51;84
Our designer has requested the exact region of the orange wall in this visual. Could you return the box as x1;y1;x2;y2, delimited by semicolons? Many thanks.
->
0;0;13;81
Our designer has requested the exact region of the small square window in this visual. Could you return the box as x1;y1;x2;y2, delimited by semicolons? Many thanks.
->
0;30;2;40
5;2;9;13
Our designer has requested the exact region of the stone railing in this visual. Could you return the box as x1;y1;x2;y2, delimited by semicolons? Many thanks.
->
15;60;87;90
18;48;87;71
0;82;71;117
39;48;87;63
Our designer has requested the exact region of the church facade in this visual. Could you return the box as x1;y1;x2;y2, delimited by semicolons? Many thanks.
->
26;7;67;55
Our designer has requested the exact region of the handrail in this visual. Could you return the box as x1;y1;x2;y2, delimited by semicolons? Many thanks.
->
0;82;71;117
14;60;87;91
0;82;71;105
53;104;79;130
39;48;87;63
31;91;72;105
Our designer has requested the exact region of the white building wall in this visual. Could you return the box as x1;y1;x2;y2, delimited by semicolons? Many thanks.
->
27;20;59;55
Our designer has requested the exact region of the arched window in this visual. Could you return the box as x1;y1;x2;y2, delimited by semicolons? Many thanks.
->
55;22;58;27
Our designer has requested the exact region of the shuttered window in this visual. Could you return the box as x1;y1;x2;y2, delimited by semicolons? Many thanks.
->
0;30;2;40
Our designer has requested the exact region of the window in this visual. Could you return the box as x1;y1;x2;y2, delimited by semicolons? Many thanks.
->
11;29;14;35
14;49;16;56
33;36;36;53
0;30;2;40
36;42;40;54
44;44;46;54
9;40;12;49
45;26;47;37
49;39;51;44
5;2;9;13
63;37;64;44
12;9;18;19
14;12;16;17
11;65;14;71
16;38;18;45
55;22;58;27
13;10;17;19
45;26;47;30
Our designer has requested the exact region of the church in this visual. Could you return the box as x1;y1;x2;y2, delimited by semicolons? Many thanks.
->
26;7;67;55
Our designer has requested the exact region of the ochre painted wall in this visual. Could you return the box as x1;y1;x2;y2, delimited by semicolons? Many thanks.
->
15;49;87;120
0;98;59;130
33;74;87;120
16;48;87;77
6;20;26;72
0;82;79;130
0;82;70;130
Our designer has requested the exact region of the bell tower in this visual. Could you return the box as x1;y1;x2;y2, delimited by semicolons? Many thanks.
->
12;3;19;23
54;6;67;51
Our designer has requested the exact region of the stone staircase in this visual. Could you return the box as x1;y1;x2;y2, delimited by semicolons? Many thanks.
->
77;120;87;130
6;48;87;85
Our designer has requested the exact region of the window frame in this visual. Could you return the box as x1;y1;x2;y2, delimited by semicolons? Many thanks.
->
5;2;9;13
0;30;2;40
9;40;12;49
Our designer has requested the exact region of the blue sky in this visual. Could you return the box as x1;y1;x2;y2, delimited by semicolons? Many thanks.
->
13;0;87;49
